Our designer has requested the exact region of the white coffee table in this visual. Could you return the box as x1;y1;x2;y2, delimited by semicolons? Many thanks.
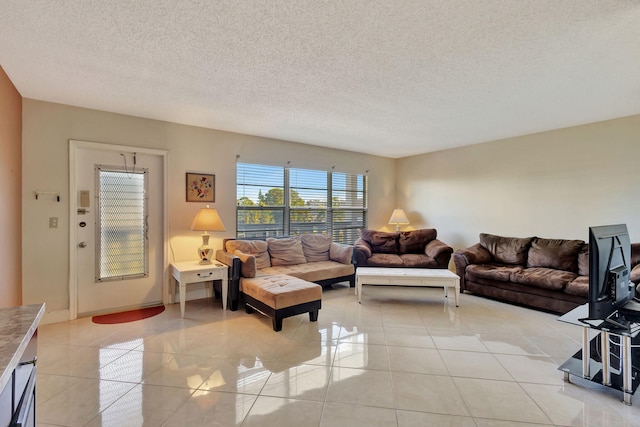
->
356;267;460;306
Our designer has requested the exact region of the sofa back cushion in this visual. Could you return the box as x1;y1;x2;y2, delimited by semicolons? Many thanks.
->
226;239;271;269
527;238;585;272
359;229;399;254
479;233;534;265
300;234;331;262
398;229;437;254
267;237;307;266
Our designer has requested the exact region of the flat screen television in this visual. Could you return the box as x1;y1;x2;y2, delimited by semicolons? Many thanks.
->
588;224;632;327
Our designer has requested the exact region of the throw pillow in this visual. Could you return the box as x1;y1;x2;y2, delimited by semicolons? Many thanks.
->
300;233;332;262
479;233;534;265
225;239;271;269
527;238;585;272
577;245;589;276
234;250;257;278
330;243;353;265
359;229;399;254
267;237;307;266
398;229;437;254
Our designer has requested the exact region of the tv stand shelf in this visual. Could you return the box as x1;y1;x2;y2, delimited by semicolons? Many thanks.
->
558;304;640;405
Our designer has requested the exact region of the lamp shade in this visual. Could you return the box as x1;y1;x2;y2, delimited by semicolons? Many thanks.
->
191;206;225;232
388;208;409;231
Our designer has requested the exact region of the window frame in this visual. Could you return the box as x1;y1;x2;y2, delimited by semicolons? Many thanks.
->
236;162;367;243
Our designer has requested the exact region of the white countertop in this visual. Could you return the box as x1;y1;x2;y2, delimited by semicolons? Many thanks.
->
0;303;45;391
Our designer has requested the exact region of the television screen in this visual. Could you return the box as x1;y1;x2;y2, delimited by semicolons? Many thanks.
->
588;224;632;326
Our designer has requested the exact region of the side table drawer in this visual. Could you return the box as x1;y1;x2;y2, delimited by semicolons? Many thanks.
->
181;269;223;283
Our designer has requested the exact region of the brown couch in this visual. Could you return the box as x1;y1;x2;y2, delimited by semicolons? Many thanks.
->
353;228;453;269
454;233;640;314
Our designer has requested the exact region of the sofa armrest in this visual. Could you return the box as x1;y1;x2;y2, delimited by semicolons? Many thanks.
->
453;243;491;292
353;238;372;267
216;249;241;311
425;239;454;268
330;242;354;265
455;243;491;265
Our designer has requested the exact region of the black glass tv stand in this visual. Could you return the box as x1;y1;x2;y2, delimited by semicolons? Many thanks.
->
557;304;640;405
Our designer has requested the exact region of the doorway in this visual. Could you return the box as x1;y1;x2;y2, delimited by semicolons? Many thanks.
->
69;140;168;318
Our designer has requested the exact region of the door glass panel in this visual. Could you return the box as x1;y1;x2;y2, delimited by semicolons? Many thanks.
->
96;166;149;281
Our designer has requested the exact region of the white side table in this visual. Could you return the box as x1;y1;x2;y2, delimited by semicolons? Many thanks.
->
170;261;228;317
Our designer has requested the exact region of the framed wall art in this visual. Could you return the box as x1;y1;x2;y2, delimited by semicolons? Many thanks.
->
186;172;215;202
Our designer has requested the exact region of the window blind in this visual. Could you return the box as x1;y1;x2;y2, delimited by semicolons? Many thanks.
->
236;162;367;244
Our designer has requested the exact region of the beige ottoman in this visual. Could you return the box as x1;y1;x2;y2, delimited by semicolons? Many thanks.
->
241;275;322;331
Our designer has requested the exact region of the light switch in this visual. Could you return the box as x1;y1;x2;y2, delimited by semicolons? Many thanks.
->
49;217;58;228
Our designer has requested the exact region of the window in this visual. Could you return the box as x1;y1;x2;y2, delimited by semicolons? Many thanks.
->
236;163;367;244
96;166;149;281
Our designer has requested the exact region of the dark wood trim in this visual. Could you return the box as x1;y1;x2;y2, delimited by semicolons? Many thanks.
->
244;294;321;331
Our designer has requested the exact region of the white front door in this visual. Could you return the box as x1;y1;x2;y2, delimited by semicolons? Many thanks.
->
71;141;165;317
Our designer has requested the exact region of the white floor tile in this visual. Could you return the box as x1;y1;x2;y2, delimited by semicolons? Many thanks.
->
33;288;638;426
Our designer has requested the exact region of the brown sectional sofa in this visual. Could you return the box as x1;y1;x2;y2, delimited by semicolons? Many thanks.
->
215;234;355;330
354;228;453;269
454;233;640;314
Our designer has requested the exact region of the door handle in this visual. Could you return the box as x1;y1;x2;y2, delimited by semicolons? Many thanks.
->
78;242;87;248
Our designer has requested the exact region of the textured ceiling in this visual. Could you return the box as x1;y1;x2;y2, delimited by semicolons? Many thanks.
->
2;1;640;158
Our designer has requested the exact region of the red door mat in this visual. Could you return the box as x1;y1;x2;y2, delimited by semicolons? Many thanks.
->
92;305;165;324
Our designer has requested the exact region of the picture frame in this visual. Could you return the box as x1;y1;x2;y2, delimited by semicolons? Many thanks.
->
186;172;215;202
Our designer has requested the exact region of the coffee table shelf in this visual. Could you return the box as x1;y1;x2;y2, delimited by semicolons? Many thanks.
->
355;267;460;306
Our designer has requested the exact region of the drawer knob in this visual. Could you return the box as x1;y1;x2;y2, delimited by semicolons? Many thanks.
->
197;272;213;277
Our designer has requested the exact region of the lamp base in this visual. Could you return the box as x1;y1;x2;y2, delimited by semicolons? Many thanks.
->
198;248;213;264
198;233;213;264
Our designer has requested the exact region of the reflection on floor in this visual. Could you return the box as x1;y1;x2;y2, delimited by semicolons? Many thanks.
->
36;284;640;426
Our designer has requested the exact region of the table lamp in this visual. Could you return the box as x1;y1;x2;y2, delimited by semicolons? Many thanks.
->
190;205;225;264
388;208;409;231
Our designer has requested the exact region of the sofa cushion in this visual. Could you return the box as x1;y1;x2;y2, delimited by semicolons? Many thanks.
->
241;275;322;310
527;238;584;272
226;239;271;269
234;250;257;278
479;233;534;265
330;243;353;265
565;276;589;297
267;237;307;266
398;253;441;268
359;229;399;254
261;260;354;283
510;268;578;291
367;253;404;267
398;229;437;254
577;245;589;277
466;264;524;282
300;234;331;262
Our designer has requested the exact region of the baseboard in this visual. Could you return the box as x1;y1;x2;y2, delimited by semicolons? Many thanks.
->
39;286;211;325
170;286;211;304
41;309;70;325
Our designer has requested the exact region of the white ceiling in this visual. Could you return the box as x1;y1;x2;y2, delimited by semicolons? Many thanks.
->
2;1;639;158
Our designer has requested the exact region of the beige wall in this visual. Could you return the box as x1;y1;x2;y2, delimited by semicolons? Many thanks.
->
396;115;640;253
0;66;22;308
22;99;396;319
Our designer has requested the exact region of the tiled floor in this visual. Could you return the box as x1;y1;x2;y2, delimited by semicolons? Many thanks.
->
36;284;640;426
